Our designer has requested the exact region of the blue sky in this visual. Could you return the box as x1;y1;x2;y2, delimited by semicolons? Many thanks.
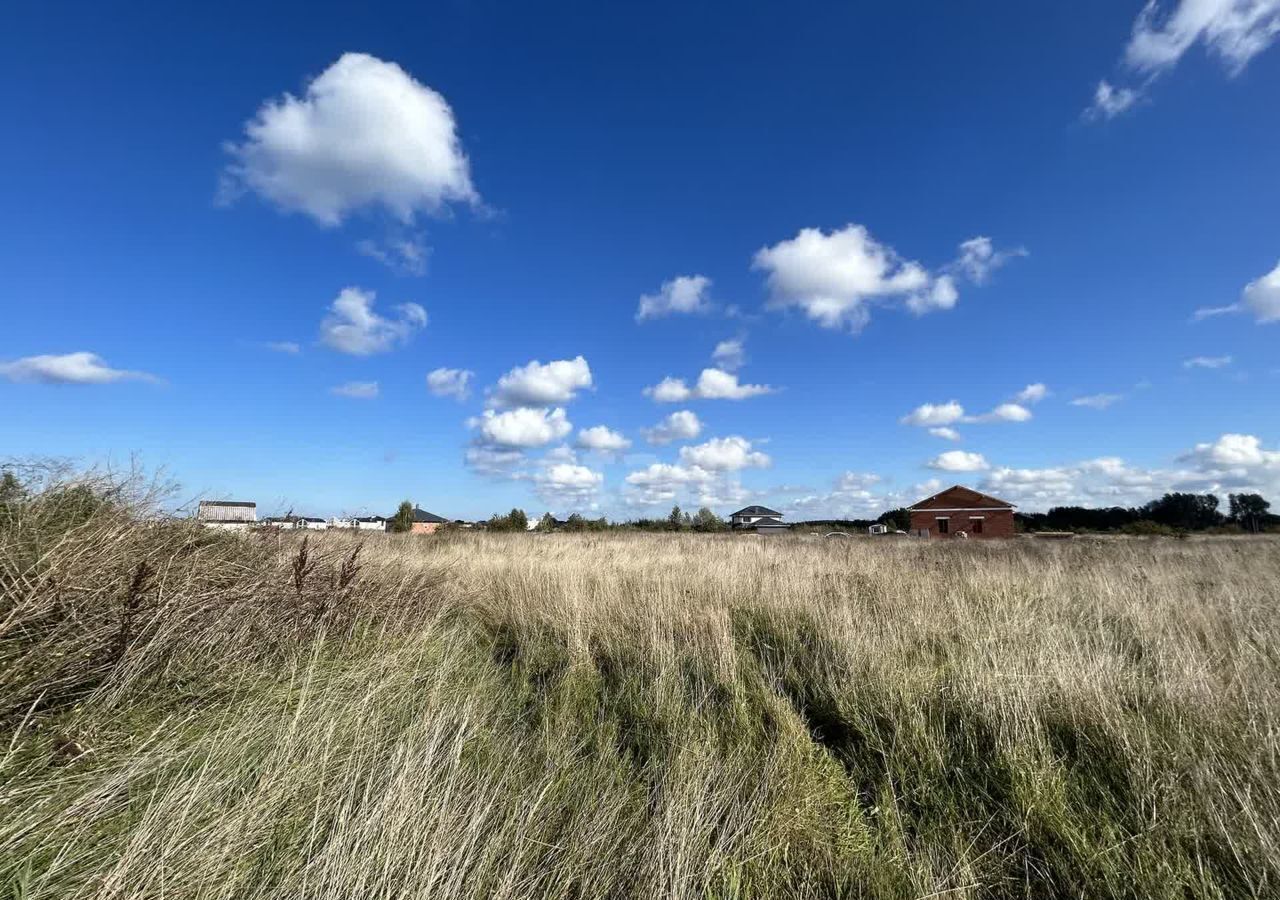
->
2;0;1278;519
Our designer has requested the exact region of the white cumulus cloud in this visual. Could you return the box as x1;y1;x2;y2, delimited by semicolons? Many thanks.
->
470;407;572;448
753;226;1019;332
489;356;592;408
636;275;713;321
0;352;157;385
929;427;962;441
679;436;771;472
644;368;774;402
928;450;990;472
220;52;477;226
901;401;966;427
426;367;474;400
575;425;632;455
1243;260;1280;322
642;410;703;445
320;287;426;355
535;463;604;508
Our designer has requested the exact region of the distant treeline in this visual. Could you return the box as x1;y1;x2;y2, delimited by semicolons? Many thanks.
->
467;492;1278;537
1015;492;1276;535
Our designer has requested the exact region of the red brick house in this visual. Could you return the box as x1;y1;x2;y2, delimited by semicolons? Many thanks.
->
908;485;1016;538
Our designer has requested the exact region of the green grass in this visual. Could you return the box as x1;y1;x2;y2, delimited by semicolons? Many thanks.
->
2;492;1278;897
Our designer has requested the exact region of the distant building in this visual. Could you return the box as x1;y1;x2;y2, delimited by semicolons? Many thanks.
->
908;485;1015;538
196;500;256;531
354;516;387;531
867;523;889;535
400;505;448;534
729;505;783;530
297;517;328;530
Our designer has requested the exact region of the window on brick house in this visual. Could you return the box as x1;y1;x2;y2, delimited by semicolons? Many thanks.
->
970;518;983;534
937;518;949;534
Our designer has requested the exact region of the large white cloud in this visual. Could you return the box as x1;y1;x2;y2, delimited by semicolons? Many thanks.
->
1088;1;1280;119
470;407;572;448
928;450;990;472
635;275;713;321
221;53;477;225
426;367;474;401
679;436;771;472
1183;433;1280;469
489;356;592;408
642;410;703;445
320;287;426;355
643;368;774;402
1243;260;1280;322
575;425;631;455
0;352;157;385
752;226;1016;331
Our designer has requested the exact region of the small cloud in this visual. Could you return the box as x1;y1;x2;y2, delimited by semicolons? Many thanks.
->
470;407;572;448
575;425;632;456
1183;355;1233;369
0;352;158;385
320;287;426;355
901;401;966;427
1014;383;1048;404
426;367;474;401
641;410;703;445
357;234;430;275
1086;80;1143;120
331;381;379;399
264;341;302;355
636;275;713;321
679;436;771;472
1190;303;1242;322
643;368;775;402
711;338;745;371
927;450;990;472
929;427;961;441
951;236;1028;284
1071;393;1123;410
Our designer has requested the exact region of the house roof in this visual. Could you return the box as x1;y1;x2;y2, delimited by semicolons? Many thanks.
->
730;505;782;517
354;515;386;523
909;485;1015;511
753;516;787;526
411;505;448;523
199;499;256;508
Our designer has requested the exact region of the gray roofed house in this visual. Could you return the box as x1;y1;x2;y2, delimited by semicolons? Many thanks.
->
196;499;256;530
729;505;783;529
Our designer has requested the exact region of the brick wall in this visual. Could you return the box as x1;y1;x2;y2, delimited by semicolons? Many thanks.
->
909;509;1015;538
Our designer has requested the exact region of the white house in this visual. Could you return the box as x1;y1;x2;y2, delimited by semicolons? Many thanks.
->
728;505;783;529
354;516;387;531
196;500;256;531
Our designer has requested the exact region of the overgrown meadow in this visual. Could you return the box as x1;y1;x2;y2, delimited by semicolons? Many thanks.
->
2;478;1279;898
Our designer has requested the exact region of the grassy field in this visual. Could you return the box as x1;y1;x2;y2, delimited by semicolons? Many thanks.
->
3;499;1280;898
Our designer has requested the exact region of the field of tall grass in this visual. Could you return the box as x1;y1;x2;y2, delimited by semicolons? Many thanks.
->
3;481;1279;898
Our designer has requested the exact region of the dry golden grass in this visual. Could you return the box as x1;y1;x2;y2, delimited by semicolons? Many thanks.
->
2;490;1279;898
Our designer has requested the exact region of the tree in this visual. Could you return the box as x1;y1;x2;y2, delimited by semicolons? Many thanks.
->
536;512;557;532
878;507;910;532
564;513;587;531
389;500;415;533
1229;493;1271;533
692;507;725;532
1143;493;1223;531
667;505;685;531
